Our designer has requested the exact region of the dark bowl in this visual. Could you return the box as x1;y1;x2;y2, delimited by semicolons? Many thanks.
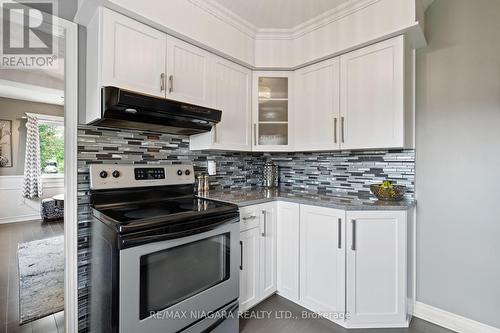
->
370;184;406;201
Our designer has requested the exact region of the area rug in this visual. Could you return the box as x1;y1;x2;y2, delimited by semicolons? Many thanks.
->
18;235;64;324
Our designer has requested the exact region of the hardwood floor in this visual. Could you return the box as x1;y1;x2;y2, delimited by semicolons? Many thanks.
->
240;295;455;333
0;220;64;333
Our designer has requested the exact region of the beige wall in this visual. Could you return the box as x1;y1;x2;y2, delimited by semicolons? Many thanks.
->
0;97;64;176
416;0;500;327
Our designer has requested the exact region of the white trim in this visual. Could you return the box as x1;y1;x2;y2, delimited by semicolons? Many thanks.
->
187;0;381;41
51;15;79;333
26;113;65;124
0;79;64;105
256;0;381;40
0;214;41;224
414;302;500;333
187;0;257;38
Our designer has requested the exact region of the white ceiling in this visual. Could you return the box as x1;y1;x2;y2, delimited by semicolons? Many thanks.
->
212;0;351;30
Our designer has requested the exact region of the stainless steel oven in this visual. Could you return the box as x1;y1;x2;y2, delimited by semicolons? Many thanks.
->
119;216;240;333
89;164;240;333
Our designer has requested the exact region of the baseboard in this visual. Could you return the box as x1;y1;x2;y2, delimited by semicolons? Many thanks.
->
0;214;41;224
414;302;500;333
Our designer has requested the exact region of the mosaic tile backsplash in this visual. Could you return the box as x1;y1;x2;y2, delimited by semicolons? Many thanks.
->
76;125;415;331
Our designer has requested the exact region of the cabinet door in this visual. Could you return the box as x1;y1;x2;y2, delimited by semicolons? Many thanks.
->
277;202;300;302
239;227;260;312
346;210;407;325
166;36;214;107
340;35;405;150
252;72;293;152
299;205;345;314
294;58;340;151
259;203;277;299
101;9;166;97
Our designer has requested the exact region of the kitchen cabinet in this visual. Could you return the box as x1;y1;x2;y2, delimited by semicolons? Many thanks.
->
299;205;345;315
345;210;409;327
294;58;340;151
166;36;214;108
272;204;413;328
239;226;260;312
259;204;277;299
340;35;410;150
238;203;277;311
276;201;300;302
101;8;166;98
190;57;252;151
252;72;293;151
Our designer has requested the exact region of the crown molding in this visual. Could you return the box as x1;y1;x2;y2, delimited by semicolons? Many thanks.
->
255;0;381;40
188;0;382;41
187;0;258;38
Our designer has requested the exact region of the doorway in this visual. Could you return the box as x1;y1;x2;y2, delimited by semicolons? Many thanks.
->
0;4;78;333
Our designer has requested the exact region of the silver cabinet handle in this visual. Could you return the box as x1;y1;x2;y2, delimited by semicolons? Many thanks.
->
334;117;338;144
239;241;243;270
242;215;256;221
168;75;174;93
261;210;267;236
160;73;165;92
213;124;218;143
341;116;345;143
351;219;356;251
253;124;257;146
338;218;342;249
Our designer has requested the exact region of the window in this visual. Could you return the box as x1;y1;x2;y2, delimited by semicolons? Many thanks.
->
38;118;64;175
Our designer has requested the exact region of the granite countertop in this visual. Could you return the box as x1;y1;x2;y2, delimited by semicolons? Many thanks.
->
198;188;416;211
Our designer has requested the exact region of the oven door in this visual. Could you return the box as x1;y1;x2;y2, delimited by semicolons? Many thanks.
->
119;217;239;333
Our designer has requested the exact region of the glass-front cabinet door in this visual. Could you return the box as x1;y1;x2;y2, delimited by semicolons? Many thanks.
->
252;72;293;151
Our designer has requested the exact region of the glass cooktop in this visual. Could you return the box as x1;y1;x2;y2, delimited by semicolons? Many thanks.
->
97;196;231;223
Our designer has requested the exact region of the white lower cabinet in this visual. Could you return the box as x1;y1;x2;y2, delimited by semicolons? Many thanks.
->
239;226;260;311
239;203;277;312
299;205;345;317
345;210;409;327
276;201;300;302
272;202;413;329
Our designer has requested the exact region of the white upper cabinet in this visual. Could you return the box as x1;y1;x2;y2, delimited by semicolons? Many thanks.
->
101;8;166;97
252;72;293;152
340;35;407;150
190;57;252;151
166;36;214;108
299;205;345;314
346;210;408;327
294;58;340;151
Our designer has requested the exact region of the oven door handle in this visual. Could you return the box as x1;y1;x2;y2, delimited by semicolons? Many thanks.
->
121;216;239;248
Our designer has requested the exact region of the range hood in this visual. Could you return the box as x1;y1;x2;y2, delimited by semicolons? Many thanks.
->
91;86;222;135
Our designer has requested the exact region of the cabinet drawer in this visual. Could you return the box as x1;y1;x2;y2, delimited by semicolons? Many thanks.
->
239;207;261;231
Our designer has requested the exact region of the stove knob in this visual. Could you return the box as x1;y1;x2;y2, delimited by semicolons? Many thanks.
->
185;169;191;176
112;170;120;178
99;171;108;178
177;170;183;176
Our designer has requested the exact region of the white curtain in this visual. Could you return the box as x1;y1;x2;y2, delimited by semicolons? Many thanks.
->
22;115;42;199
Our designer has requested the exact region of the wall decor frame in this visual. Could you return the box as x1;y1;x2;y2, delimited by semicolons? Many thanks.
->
0;119;13;168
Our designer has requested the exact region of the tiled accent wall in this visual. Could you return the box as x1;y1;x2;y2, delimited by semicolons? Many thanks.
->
76;126;415;331
76;126;264;331
267;150;415;198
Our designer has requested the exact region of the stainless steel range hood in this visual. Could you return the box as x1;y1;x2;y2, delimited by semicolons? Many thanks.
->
90;87;222;135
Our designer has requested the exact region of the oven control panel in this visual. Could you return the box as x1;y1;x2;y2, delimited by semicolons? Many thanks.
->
89;164;194;190
134;168;165;180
